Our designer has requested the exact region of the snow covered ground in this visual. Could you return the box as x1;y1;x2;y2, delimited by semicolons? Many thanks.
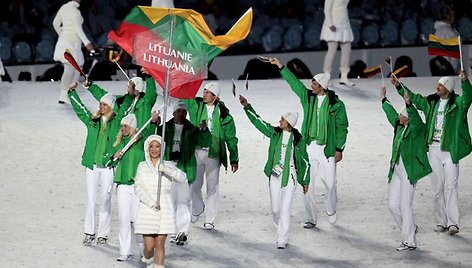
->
1;76;471;268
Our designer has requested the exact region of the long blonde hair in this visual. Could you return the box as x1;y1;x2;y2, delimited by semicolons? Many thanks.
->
91;110;115;132
114;126;141;147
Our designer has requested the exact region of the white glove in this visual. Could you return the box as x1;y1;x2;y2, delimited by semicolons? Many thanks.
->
158;163;173;175
150;203;160;211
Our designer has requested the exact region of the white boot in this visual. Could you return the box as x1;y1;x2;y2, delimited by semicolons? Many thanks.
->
339;72;355;86
141;255;155;268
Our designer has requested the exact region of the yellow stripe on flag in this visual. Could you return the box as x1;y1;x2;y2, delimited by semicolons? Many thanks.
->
392;65;408;76
428;34;459;46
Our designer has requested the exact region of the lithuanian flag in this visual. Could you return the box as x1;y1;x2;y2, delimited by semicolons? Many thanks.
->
391;65;411;78
109;6;253;99
363;65;381;78
428;34;460;59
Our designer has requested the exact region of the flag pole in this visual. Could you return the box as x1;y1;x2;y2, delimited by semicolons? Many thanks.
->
380;65;384;88
156;13;176;208
458;36;463;70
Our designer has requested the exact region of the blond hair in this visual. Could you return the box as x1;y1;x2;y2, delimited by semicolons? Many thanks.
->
114;126;142;147
91;110;115;132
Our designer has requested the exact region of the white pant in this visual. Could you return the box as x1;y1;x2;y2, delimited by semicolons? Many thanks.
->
388;159;416;246
304;142;337;224
117;184;140;256
171;181;191;234
191;149;221;224
84;166;114;237
322;41;352;75
59;64;80;102
428;144;460;227
269;170;296;245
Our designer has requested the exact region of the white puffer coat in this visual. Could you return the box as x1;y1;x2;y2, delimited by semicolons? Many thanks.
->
134;135;187;234
52;1;91;65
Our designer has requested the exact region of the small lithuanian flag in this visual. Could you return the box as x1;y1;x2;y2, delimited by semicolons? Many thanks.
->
363;65;381;78
391;65;411;78
428;34;460;59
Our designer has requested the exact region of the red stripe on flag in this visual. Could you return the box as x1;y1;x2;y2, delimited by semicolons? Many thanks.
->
428;47;460;59
108;22;150;55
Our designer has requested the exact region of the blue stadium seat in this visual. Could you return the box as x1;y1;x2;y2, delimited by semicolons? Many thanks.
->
283;24;303;50
262;27;282;52
362;24;379;46
381;20;398;46
0;37;12;62
350;21;361;48
248;25;264;45
400;19;418;45
13;41;32;63
35;40;54;62
457;17;472;41
304;26;321;49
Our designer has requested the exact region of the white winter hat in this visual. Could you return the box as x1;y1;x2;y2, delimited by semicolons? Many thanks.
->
399;106;409;119
100;93;115;108
130;77;145;92
313;73;330;90
282;112;298;127
438;76;455;92
121;114;137;129
173;101;188;113
204;82;220;96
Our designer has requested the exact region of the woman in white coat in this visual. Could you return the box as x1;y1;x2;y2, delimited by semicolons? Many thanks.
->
53;0;94;104
320;0;355;86
134;135;187;268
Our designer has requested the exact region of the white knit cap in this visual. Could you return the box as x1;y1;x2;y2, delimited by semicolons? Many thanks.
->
438;76;455;92
282;112;298;127
100;93;115;108
130;77;145;92
204;82;220;96
399;106;409;119
313;73;330;90
121;114;137;129
173;101;188;113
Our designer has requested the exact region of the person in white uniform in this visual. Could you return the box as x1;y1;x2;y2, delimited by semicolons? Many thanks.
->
240;95;310;249
270;58;349;228
380;87;432;251
135;135;187;268
53;0;94;104
320;0;355;86
183;83;239;230
391;70;472;235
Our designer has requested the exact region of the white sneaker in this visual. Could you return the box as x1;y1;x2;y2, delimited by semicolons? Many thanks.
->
82;234;95;246
116;255;132;262
396;242;416;251
176;232;188;245
434;225;447;233
447;225;459;235
328;213;337;224
203;222;215;230
339;79;355;86
169;235;177;243
303;222;316;229
277;243;286;249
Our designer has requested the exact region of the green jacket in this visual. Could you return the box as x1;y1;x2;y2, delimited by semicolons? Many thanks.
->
68;91;121;170
88;76;158;129
110;135;144;185
382;98;432;184
280;67;349;158
243;104;310;187
183;97;239;169
396;79;472;163
148;119;211;183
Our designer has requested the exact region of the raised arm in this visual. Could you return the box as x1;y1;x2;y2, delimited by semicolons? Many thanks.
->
240;95;277;138
143;75;157;106
459;70;472;110
403;90;424;131
391;76;429;112
269;57;310;102
68;83;92;125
